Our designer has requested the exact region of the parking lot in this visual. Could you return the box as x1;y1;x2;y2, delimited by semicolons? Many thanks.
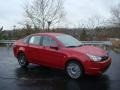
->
0;47;120;90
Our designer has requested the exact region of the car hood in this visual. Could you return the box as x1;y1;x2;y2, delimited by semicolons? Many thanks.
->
70;45;107;56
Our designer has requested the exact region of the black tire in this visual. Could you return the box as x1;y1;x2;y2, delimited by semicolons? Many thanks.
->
66;61;84;79
17;53;29;68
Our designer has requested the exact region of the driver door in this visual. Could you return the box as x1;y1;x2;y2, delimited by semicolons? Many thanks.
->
40;35;65;68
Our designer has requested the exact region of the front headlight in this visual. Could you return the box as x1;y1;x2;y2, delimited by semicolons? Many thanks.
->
87;53;102;62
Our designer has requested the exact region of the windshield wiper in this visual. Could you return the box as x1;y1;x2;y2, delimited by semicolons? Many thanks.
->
66;44;83;48
77;44;83;47
66;46;77;48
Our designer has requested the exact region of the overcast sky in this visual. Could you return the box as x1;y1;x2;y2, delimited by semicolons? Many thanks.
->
0;0;120;30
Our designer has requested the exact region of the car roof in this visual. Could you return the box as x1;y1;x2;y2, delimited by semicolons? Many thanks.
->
33;33;66;36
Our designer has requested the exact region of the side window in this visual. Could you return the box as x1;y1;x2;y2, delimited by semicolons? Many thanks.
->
29;36;41;45
42;36;57;46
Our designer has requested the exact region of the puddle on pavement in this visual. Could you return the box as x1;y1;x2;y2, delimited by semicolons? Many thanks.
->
0;47;120;90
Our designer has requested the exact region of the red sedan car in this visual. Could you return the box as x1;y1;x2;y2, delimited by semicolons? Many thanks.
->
13;33;111;79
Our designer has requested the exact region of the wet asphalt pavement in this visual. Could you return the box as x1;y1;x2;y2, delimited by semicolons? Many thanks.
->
0;47;120;90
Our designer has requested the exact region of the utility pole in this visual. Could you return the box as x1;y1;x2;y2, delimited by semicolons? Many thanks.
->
0;26;3;31
13;25;16;30
47;21;52;31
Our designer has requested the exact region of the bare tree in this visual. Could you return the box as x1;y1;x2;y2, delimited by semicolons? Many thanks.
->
110;3;120;27
78;15;106;40
25;0;65;30
78;15;105;29
87;15;105;29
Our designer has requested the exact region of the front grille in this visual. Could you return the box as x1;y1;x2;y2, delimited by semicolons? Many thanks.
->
101;56;109;61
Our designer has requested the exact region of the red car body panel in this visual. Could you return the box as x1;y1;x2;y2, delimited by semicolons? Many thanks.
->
13;33;111;75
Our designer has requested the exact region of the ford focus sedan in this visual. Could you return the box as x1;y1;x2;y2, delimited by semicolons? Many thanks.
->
13;33;111;79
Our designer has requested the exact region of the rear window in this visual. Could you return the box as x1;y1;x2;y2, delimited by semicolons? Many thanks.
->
22;36;30;43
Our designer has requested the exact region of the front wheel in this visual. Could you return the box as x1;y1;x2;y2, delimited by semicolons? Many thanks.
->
66;61;84;79
17;53;29;68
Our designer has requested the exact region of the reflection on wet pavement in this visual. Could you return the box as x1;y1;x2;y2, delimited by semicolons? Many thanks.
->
0;47;120;90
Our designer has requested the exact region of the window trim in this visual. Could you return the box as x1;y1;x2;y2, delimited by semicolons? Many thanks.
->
41;35;58;47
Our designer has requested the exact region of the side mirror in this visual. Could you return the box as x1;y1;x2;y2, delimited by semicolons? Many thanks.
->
50;44;59;50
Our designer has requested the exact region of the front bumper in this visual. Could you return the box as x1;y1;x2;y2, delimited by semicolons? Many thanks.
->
84;57;111;75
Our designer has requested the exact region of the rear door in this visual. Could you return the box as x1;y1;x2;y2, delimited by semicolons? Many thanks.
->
27;35;43;64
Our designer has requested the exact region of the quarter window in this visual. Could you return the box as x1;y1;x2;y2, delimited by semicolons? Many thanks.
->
22;36;30;43
29;36;41;45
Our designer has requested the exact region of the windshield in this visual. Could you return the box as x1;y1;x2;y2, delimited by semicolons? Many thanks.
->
56;34;82;47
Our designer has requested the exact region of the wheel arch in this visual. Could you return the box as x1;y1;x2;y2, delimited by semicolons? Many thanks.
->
17;50;25;58
65;58;85;73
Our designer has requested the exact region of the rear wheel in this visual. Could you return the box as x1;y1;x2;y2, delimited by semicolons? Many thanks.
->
66;61;84;79
17;53;29;68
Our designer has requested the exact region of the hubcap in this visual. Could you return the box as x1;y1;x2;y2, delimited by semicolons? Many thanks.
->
67;63;81;79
